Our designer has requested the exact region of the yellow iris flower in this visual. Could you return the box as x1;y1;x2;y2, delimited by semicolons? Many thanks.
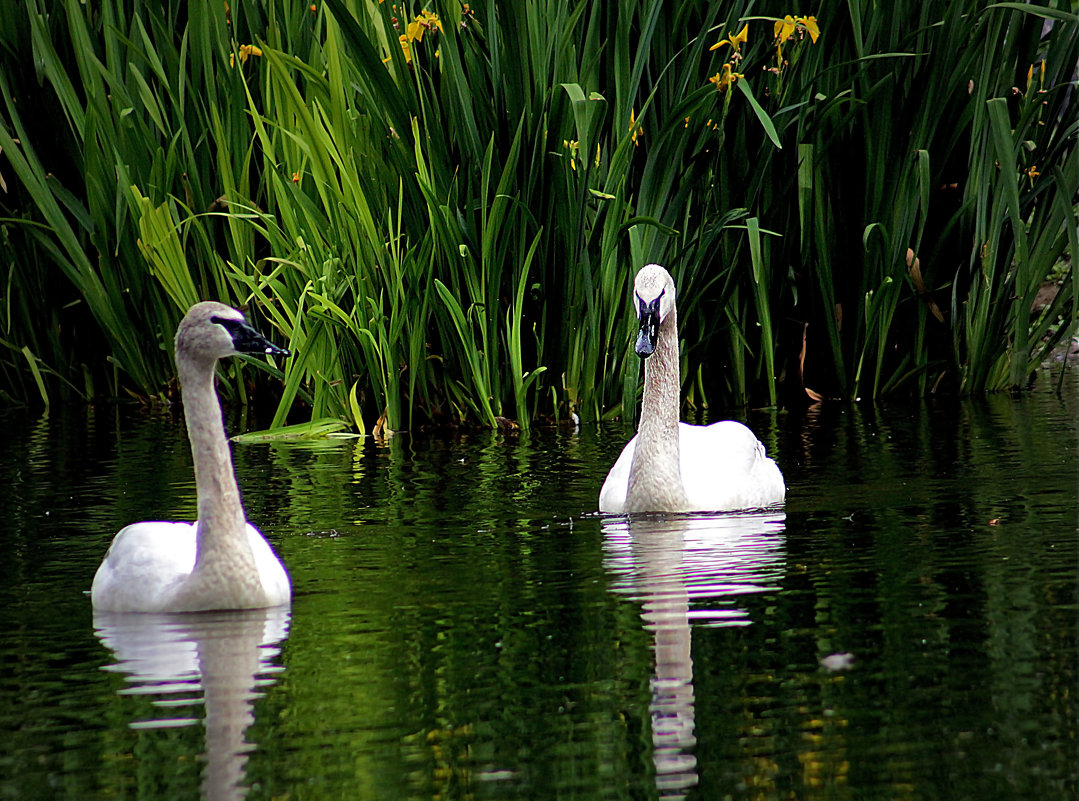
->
710;24;749;54
407;10;443;43
230;43;262;67
563;139;579;171
709;63;744;93
773;15;820;64
384;10;443;65
774;15;796;42
774;15;818;42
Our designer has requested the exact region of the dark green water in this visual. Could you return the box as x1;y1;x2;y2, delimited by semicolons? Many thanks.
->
0;384;1075;800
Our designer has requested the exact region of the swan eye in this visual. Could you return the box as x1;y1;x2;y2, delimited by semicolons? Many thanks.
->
210;315;244;335
635;289;664;320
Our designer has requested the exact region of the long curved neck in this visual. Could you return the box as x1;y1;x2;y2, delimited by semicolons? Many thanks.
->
178;356;253;570
627;308;688;512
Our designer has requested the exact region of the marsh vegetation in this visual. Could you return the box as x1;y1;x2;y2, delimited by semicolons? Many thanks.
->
1;1;1075;429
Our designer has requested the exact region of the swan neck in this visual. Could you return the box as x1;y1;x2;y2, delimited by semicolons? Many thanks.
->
178;355;251;566
627;308;687;511
640;309;681;434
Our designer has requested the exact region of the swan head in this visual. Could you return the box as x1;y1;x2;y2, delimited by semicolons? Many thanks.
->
633;264;676;358
176;302;290;362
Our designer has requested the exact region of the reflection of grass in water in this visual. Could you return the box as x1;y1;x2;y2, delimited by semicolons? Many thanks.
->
1;2;1075;426
0;394;1075;798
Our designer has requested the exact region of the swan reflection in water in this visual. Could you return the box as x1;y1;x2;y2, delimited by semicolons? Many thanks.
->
603;510;786;798
93;607;290;801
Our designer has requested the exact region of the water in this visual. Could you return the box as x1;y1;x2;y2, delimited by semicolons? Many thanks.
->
0;382;1075;800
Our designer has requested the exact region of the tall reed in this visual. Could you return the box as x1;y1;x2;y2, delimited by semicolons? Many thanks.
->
1;1;1075;426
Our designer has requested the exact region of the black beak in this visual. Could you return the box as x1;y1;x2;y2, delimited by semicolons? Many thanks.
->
635;296;661;358
214;316;290;357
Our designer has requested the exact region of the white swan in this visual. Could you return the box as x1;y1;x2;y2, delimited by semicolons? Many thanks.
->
599;264;785;514
91;302;292;612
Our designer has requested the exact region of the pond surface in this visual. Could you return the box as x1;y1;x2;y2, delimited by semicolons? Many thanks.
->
0;379;1075;800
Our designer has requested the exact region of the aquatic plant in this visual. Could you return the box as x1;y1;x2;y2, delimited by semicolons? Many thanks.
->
1;1;1075;426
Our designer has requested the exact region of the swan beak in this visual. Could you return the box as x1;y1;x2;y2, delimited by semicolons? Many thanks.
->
635;298;660;358
231;320;290;358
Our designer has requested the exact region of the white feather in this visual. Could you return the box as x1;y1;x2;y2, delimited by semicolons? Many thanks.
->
600;421;785;513
91;302;291;612
92;521;291;613
600;265;786;514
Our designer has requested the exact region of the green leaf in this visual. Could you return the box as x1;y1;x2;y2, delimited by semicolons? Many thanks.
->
736;80;781;149
231;418;355;442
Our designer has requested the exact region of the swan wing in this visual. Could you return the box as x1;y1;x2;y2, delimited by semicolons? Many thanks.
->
90;522;197;612
598;437;637;514
599;422;785;514
91;522;290;611
246;523;292;606
679;421;786;512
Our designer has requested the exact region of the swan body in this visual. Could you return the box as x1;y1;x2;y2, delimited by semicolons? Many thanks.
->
91;302;292;612
599;264;785;514
600;421;785;513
